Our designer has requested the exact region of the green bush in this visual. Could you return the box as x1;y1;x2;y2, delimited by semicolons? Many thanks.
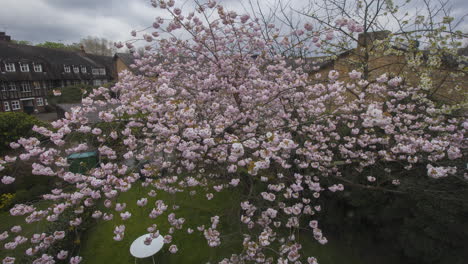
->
319;171;468;264
0;161;53;210
0;112;49;154
47;84;95;105
9;184;50;205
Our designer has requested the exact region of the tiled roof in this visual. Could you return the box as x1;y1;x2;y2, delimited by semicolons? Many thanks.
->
0;41;114;81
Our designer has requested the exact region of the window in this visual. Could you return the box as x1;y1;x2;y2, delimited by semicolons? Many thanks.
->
21;82;31;92
5;63;15;72
45;98;49;105
92;68;99;75
36;97;44;106
3;102;10;111
64;65;71;73
81;66;87;73
1;82;6;91
73;66;79;73
33;81;41;89
99;68;106;75
33;64;42;72
20;63;29;72
8;83;16;91
11;101;20;110
93;79;102;86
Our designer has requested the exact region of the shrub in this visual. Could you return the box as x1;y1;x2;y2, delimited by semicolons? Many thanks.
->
47;84;95;105
0;112;49;154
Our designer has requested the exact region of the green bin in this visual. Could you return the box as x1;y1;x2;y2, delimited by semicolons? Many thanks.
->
67;151;99;174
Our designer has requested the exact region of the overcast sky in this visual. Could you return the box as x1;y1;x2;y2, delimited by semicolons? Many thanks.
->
1;0;467;45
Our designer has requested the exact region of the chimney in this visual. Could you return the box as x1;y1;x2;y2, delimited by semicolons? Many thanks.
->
358;30;390;48
0;32;11;42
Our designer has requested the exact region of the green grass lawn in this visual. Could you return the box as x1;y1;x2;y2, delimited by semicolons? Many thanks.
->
0;183;397;264
0;200;52;262
79;183;376;264
79;183;245;264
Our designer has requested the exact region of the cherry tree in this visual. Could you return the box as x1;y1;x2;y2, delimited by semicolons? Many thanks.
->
1;0;466;263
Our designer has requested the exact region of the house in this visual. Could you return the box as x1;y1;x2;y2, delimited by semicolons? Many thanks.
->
307;31;467;104
114;52;168;81
114;53;137;81
0;32;116;114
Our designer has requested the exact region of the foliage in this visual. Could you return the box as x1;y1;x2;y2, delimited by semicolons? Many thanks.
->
79;36;116;56
13;37;117;56
35;41;81;52
46;84;95;105
0;193;14;210
0;112;49;154
320;172;468;264
11;40;32;45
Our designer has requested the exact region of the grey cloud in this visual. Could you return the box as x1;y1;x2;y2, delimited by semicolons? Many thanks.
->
0;0;466;47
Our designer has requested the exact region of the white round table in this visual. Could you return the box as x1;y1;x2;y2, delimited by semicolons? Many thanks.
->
130;233;164;263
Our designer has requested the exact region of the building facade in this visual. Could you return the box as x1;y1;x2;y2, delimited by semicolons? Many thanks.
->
308;31;467;104
0;33;115;114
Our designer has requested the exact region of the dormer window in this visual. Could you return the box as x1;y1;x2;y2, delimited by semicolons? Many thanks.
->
5;63;15;72
99;68;106;75
34;64;42;72
64;65;71;73
92;68;99;75
73;66;79;73
81;66;87;73
20;63;29;72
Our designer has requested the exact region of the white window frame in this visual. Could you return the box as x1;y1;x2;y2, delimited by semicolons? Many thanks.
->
99;68;106;75
8;83;16;91
5;63;15;72
73;66;79;73
45;98;49;105
11;100;20;110
81;66;87;73
92;68;99;75
64;65;71;73
3;102;10;111
1;82;6;91
21;82;31;92
36;97;44;106
33;64;42;72
93;79;102;86
20;63;29;72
